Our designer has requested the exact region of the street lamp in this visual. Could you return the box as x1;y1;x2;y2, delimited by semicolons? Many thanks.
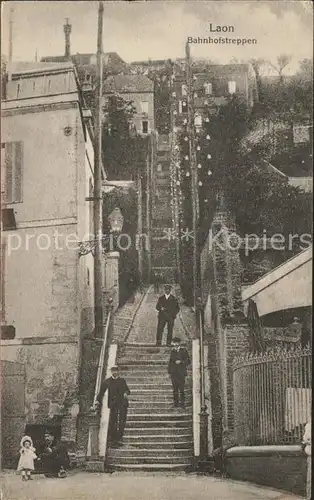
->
108;207;124;233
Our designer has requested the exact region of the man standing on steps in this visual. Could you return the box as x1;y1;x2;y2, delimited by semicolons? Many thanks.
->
96;366;130;448
156;284;180;346
168;337;190;409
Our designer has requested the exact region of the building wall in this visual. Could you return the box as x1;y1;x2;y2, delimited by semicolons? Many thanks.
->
2;225;78;338
6;69;77;100
1;82;94;438
102;91;154;134
0;340;79;426
2;105;78;221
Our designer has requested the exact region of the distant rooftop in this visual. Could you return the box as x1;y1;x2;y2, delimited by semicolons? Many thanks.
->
103;74;154;93
41;52;126;69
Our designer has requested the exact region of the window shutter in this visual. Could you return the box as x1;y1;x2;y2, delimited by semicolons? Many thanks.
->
14;141;23;202
5;142;13;203
2;141;23;203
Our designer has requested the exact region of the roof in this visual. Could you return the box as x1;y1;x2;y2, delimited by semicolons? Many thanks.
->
103;74;154;93
9;61;75;76
242;245;312;303
42;52;125;68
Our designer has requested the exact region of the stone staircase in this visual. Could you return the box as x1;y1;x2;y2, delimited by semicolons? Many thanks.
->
106;343;194;471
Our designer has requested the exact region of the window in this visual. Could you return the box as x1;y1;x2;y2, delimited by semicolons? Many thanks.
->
181;84;187;96
194;114;202;128
204;82;212;95
228;81;236;94
87;268;90;286
140;101;149;114
142;120;148;134
182;100;188;113
1;142;23;204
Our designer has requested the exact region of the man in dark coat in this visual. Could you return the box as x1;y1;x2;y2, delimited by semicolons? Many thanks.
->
96;366;130;447
39;430;70;478
168;337;190;408
156;284;180;346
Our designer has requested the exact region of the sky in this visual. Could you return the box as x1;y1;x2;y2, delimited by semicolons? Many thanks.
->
1;1;313;74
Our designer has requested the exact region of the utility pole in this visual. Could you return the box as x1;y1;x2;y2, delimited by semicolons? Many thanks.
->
94;1;104;338
8;7;14;81
186;42;209;464
169;61;182;285
186;42;200;311
137;168;143;283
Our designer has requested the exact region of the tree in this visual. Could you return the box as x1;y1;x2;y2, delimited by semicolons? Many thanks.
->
102;94;148;180
270;54;292;83
249;58;266;103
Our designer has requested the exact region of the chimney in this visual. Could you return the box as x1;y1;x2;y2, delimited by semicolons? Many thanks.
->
63;18;72;60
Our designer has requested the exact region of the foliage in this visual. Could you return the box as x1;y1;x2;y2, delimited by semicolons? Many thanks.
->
224;160;313;236
146;62;173;134
102;93;149;180
179;93;312;241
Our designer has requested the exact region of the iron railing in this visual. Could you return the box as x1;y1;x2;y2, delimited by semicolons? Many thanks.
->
92;301;113;409
233;345;312;446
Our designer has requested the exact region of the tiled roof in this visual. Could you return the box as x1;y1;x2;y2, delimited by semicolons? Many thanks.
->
103;74;154;93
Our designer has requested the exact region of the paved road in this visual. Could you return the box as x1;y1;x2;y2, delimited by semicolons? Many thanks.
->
1;471;303;500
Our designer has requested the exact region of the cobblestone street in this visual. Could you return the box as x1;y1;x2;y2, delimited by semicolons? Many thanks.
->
0;471;304;500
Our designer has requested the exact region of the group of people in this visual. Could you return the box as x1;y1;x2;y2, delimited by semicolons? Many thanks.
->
17;430;69;481
95;285;190;447
18;285;189;476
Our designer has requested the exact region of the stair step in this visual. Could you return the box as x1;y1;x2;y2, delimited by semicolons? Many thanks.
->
106;456;193;465
124;427;193;436
121;440;193;449
127;383;173;389
125;420;191;428
129;390;190;397
128;403;192;411
107;448;192;458
108;463;191;471
118;361;168;366
126;377;172;384
127;413;191;421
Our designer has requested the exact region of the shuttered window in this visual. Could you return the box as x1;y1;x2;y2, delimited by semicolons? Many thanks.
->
1;141;23;203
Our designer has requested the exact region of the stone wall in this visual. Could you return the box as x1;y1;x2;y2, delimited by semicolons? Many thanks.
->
0;338;80;433
201;210;250;443
226;445;307;496
224;323;250;431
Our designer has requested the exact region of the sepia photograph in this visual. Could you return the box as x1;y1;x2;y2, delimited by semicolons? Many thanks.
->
0;1;312;499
